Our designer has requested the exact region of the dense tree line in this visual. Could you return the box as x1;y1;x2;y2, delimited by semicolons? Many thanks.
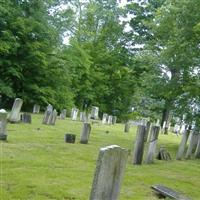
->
0;0;199;122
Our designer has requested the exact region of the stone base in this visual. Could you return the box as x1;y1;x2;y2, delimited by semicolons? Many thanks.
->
0;134;7;141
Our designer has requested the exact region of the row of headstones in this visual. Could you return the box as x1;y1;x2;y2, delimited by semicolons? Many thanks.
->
176;128;200;159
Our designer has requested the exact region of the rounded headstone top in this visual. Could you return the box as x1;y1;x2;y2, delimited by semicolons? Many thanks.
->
0;109;7;113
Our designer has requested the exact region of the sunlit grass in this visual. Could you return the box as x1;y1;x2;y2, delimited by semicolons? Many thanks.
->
1;114;200;200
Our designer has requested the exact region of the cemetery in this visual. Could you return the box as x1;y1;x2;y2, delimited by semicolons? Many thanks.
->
1;0;200;199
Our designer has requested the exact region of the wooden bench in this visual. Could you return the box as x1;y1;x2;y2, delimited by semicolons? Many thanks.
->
151;184;192;200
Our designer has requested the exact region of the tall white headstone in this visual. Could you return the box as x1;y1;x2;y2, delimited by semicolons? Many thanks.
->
9;98;23;122
91;106;99;120
0;109;7;140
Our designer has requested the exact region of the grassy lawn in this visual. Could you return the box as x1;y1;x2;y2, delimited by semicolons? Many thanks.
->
1;114;200;200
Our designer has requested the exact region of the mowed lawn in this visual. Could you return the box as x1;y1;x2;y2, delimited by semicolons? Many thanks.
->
1;114;200;200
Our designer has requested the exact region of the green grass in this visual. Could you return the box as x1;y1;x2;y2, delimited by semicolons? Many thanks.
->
1;114;200;200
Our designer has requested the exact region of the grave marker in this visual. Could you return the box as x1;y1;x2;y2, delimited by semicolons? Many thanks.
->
0;109;7;140
91;106;99;120
9;98;23;123
33;104;40;113
80;123;91;144
60;109;67;120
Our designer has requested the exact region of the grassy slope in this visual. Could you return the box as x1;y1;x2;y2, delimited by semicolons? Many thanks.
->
1;114;200;200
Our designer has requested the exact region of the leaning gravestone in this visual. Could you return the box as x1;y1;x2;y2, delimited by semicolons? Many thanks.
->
132;125;146;165
80;123;91;144
0;109;8;140
185;130;197;159
20;113;31;124
102;113;108;124
176;128;190;160
145;126;160;164
33;104;40;114
60;109;67;120
49;109;57;125
9;98;23;123
91;106;99;120
194;134;200;159
90;145;128;200
42;104;53;124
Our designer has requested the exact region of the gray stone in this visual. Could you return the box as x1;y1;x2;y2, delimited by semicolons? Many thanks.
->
144;121;151;142
102;113;108;124
9;98;23;123
20;113;31;124
176;129;190;160
49;109;57;125
0;109;7;140
90;145;128;200
132;125;146;165
80;112;86;122
145;126;160;164
71;108;79;121
91;106;99;120
112;116;117;124
60;109;67;120
80;123;91;144
107;115;113;125
194;134;200;159
42;104;53;124
185;131;197;159
124;122;130;133
33;104;40;113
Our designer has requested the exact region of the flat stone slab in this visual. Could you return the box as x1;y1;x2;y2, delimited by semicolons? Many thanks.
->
151;184;192;200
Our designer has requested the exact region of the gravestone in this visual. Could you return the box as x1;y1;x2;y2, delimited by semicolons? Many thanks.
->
71;108;79;121
33;104;40;114
42;104;53;124
49;109;57;125
112;116;117;124
144;121;151;142
9;98;23;123
124;122;130;133
102;113;108;124
185;131;197;159
0;109;7;140
176;128;190;160
64;134;76;143
60;109;67;120
80;123;91;144
20;113;31;124
194;134;200;159
107;115;113;125
157;146;171;160
90;145;128;200
91;106;99;120
145;126;160;164
80;112;86;122
132;125;146;164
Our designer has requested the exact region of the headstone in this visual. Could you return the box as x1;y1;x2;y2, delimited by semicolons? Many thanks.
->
145;126;160;164
80;112;86;122
124;122;130;133
33;104;40;114
102;113;108;124
64;134;76;143
90;145;128;200
176;128;190;160
0;109;7;140
185;131;196;159
71;108;79;121
80;123;91;144
112;116;117;124
60;109;67;120
42;104;53;124
194;134;200;159
132;125;146;164
9;98;23;123
173;124;180;134
49;109;57;125
20;113;31;124
107;115;113;125
91;106;99;120
156;119;160;126
144;121;151;142
157;146;171;160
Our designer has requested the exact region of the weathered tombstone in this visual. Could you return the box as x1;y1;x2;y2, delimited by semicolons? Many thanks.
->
42;104;53;124
194;134;200;159
132;125;146;164
107;115;113;125
176;128;190;160
145;126;160;164
156;119;160;126
80;123;91;144
80;111;86;122
60;109;67;120
20;113;31;124
90;145;128;200
157;146;171;160
33;104;40;114
9;98;23;123
102;113;108;124
185;131;197;159
91;106;99;120
144;121;151;142
0;109;7;140
71;108;79;121
64;133;76;143
49;109;57;125
112;116;117;124
124;122;130;133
